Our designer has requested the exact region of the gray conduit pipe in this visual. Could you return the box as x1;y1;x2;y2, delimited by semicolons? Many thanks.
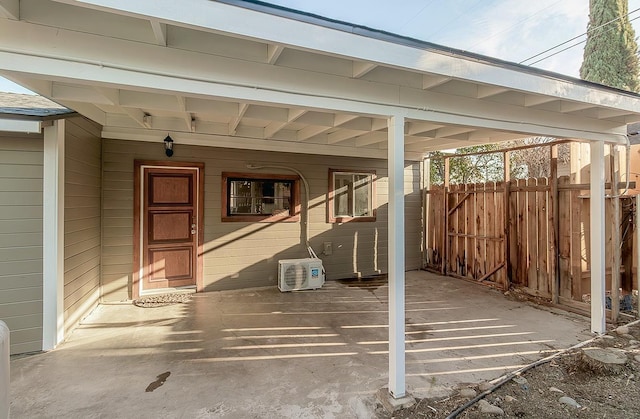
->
246;163;314;254
445;334;602;418
447;319;640;418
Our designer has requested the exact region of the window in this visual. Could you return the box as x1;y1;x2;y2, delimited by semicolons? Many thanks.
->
328;169;376;222
222;172;300;222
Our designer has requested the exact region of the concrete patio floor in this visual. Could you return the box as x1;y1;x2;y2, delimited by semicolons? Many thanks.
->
10;271;593;418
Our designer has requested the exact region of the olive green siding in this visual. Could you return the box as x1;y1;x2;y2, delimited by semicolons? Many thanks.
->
101;139;422;300
0;132;43;355
63;117;102;333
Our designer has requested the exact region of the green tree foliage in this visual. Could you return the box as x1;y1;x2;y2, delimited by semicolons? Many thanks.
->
429;144;504;185
429;140;570;185
580;0;640;92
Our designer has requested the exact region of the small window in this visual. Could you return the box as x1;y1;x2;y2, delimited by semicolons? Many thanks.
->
328;169;376;222
222;172;300;222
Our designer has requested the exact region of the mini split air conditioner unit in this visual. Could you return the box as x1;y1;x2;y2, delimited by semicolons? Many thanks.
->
278;258;325;291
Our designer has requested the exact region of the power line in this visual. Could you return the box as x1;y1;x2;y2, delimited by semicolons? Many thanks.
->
525;14;640;66
426;0;487;42
399;0;439;30
519;6;640;65
465;0;563;51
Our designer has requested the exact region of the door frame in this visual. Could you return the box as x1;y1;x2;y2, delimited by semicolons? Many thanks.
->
133;160;205;300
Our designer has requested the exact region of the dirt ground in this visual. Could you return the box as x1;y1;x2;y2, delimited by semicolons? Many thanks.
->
387;320;640;419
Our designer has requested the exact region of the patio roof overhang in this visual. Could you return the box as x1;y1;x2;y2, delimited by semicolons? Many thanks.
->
1;0;638;402
1;0;639;161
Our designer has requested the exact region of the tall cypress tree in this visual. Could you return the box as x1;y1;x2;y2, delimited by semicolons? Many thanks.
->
580;0;640;92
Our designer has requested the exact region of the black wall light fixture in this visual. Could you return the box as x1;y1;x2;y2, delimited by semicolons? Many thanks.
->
164;134;174;157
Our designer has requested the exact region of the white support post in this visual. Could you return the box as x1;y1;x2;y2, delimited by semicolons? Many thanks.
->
43;120;65;350
589;140;606;334
388;114;406;398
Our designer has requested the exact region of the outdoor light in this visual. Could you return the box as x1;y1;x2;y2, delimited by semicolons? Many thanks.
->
164;134;174;157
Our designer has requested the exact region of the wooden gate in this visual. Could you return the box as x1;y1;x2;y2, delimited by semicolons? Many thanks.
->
445;182;506;287
425;182;507;288
426;178;554;292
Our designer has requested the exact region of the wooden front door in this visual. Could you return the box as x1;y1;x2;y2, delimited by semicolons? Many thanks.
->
134;161;204;299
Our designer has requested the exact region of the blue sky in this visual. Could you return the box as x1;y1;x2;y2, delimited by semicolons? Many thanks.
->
3;0;640;94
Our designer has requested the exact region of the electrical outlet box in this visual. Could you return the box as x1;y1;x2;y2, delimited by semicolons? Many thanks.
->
323;241;333;255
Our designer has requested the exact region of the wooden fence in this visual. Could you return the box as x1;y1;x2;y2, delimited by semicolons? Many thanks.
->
425;176;637;310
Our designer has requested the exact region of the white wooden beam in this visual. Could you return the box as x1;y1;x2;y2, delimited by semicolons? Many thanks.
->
229;103;248;135
42;119;65;351
244;105;289;122
590;140;606;334
334;114;359;126
40;0;640;114
422;75;451;90
524;94;557;107
407;121;443;135
120;107;148;128
119;90;181;111
94;86;120;105
477;85;509;99
263;108;306;138
297;125;332;141
176;95;186;111
150;20;167;46
142;113;152;128
355;131;386;146
0;119;40;133
434;126;475;138
597;108;632;119
353;62;376;78
0;18;632;142
175;95;194;130
267;44;284;65
52;83;113;105
387;113;406;398
0;16;640;140
327;129;365;144
338;117;373;131
0;74;51;96
0;0;19;20
371;118;388;131
100;125;412;159
561;101;595;113
57;101;106;126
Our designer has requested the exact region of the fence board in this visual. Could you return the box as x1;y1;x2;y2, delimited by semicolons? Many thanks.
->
571;189;582;300
424;154;634;308
457;185;466;275
475;182;486;279
495;181;505;287
558;177;572;298
486;181;496;283
527;178;538;290
517;179;528;285
508;179;517;282
537;178;550;296
465;183;476;278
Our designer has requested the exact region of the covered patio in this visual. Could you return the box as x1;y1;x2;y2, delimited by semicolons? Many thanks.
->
10;271;592;418
2;0;640;405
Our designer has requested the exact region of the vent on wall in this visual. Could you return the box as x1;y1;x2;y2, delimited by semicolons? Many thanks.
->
278;258;325;291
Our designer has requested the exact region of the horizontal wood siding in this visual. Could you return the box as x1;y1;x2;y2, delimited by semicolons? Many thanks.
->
64;117;101;332
0;133;43;354
102;139;421;298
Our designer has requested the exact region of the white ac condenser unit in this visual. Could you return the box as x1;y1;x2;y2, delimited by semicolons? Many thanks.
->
278;258;325;292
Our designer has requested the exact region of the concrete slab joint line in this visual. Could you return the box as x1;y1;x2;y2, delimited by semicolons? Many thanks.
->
376;387;416;413
9;272;595;417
